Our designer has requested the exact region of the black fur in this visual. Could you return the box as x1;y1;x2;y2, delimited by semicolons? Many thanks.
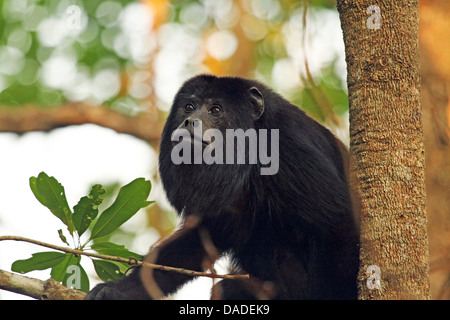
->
87;75;359;300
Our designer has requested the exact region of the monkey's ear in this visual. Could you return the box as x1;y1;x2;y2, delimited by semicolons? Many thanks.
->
249;87;264;120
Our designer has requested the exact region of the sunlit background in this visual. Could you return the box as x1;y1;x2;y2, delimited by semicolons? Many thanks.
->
3;0;446;300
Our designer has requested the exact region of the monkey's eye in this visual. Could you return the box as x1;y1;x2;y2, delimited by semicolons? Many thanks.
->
184;104;195;113
209;105;222;115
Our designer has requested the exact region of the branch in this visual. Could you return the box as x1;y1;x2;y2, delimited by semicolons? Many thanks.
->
0;103;163;142
0;236;249;281
0;269;86;300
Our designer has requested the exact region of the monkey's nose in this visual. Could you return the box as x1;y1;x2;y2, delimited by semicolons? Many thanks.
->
184;119;201;128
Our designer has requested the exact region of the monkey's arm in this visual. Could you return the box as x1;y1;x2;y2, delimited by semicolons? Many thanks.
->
142;224;213;298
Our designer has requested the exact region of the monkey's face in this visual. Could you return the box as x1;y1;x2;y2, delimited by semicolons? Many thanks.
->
171;94;227;146
165;75;265;148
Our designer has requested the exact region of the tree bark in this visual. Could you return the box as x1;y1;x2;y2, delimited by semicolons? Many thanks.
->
337;0;431;299
0;270;86;300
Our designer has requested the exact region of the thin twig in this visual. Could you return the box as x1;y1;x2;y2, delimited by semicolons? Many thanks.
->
0;235;249;280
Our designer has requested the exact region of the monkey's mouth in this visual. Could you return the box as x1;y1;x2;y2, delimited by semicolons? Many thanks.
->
191;135;211;146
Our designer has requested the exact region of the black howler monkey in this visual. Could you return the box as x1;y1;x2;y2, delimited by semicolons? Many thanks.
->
87;74;359;300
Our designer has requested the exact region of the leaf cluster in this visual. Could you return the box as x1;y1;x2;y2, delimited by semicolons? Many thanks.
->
11;172;154;292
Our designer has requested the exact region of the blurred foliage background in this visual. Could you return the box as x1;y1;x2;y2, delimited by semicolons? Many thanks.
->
0;0;348;123
0;0;448;299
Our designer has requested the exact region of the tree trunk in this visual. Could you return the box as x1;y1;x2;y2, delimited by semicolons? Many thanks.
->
336;0;431;299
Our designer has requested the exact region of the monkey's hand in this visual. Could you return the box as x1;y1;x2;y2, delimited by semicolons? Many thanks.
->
85;267;151;300
85;283;127;300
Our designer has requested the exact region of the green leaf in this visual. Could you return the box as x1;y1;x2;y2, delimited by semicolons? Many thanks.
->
92;260;124;282
63;263;90;292
73;184;105;236
91;242;143;261
11;252;66;274
29;172;74;235
50;254;80;282
90;178;152;240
